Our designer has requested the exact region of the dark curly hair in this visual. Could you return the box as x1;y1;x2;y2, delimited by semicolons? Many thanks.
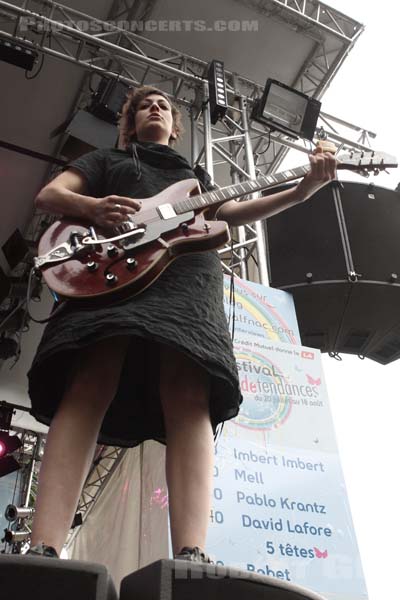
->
118;86;184;148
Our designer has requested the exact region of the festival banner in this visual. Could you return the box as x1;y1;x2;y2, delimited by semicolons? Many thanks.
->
206;278;368;600
223;275;301;346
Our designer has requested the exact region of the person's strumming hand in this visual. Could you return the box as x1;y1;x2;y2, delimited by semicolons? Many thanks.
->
88;195;142;228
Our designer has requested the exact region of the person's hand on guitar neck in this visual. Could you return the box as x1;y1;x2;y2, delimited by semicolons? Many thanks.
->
295;141;338;202
216;141;339;227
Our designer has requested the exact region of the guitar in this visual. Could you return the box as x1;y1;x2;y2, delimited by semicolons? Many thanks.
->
35;150;397;302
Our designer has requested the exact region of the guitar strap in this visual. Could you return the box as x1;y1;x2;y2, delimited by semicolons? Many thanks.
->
193;164;215;192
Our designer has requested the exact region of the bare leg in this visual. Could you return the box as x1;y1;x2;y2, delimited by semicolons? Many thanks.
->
30;336;130;555
159;345;214;555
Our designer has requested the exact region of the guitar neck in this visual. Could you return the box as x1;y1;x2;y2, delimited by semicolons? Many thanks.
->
173;147;399;215
174;163;315;215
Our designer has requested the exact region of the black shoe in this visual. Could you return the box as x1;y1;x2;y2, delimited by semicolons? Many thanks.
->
27;542;59;558
174;546;213;564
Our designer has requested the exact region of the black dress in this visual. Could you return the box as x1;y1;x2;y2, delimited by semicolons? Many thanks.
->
28;142;242;447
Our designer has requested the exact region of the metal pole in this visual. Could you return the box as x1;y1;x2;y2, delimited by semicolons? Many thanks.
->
240;96;270;285
229;140;248;279
22;435;41;508
190;107;199;168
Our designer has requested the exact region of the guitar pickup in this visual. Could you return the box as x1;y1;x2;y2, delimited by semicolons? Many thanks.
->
157;203;177;219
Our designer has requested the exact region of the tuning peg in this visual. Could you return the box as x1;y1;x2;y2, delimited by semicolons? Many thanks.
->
374;168;380;176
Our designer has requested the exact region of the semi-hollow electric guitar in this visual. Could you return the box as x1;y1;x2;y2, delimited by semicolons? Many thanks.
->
35;150;397;302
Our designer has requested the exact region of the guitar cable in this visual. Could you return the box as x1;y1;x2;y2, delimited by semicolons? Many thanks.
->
25;267;68;324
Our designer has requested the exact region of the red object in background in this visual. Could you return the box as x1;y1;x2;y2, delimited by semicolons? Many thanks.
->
0;440;6;457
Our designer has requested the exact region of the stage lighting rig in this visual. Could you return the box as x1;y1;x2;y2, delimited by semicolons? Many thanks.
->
2;529;31;544
0;37;38;71
251;78;321;141
5;505;35;522
207;60;228;124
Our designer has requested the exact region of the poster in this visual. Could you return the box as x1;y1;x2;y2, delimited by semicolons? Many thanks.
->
205;278;368;599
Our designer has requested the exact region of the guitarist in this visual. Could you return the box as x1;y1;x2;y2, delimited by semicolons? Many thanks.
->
27;86;337;561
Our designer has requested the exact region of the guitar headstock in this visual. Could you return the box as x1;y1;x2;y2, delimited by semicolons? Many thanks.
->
337;150;398;177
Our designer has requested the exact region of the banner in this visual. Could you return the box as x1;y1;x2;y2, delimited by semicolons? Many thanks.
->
223;276;301;346
206;278;368;600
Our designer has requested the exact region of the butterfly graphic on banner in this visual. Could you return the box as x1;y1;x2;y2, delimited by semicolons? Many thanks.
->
306;374;321;386
314;547;328;559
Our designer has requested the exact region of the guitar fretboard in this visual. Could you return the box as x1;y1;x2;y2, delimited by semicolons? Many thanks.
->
174;164;310;214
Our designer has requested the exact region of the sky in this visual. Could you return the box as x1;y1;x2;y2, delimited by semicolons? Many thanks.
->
308;3;400;600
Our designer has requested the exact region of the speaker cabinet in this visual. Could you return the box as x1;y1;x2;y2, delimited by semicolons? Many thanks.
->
0;554;117;600
121;559;328;600
265;181;400;363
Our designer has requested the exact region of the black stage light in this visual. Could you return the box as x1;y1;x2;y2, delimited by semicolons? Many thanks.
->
0;38;38;71
207;60;228;124
251;78;321;140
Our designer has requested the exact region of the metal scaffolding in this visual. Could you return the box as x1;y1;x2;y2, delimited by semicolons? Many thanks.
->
65;445;126;548
0;0;377;544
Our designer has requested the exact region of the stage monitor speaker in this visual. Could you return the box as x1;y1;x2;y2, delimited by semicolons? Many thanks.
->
121;559;328;600
0;554;117;600
264;181;400;364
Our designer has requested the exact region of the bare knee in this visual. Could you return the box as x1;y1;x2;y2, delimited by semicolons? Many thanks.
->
159;345;210;423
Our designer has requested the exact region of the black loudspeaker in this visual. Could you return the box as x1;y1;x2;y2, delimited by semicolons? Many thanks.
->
121;559;327;600
264;181;400;364
0;554;117;600
89;79;131;124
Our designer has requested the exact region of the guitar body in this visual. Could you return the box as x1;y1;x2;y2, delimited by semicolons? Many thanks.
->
38;179;230;302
